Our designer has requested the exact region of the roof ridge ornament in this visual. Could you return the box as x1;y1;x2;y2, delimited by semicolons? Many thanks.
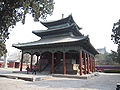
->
62;14;64;19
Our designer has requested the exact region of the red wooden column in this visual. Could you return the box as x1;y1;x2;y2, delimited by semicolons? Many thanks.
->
84;52;87;74
52;52;54;73
91;57;94;72
87;54;90;74
20;53;24;71
92;58;94;72
37;55;39;64
63;52;66;74
30;54;33;71
79;51;82;75
93;57;96;72
89;56;92;72
39;55;41;72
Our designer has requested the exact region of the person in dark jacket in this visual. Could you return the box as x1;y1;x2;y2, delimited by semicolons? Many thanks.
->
26;65;30;74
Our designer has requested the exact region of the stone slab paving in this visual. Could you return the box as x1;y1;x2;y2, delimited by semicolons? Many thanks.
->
0;68;53;81
0;68;120;90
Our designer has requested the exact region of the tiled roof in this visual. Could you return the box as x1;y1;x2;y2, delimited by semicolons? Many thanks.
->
13;36;87;48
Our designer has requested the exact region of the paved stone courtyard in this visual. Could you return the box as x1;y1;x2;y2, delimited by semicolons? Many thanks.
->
0;68;120;90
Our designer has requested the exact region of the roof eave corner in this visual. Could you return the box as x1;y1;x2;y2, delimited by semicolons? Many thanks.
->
12;44;21;50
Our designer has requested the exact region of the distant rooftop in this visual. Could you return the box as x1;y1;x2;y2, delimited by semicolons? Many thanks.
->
97;47;107;54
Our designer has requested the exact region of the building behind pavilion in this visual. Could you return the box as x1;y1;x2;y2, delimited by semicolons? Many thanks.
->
13;15;98;75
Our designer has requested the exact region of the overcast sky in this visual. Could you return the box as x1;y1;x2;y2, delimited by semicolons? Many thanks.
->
6;0;119;57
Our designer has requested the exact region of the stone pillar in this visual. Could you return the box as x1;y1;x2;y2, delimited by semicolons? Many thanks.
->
30;54;33;71
84;52;87;74
79;51;82;75
52;52;54;73
20;53;24;71
63;52;66;74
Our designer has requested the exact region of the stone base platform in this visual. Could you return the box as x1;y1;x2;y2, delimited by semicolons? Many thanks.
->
0;73;52;81
52;72;99;79
0;71;99;82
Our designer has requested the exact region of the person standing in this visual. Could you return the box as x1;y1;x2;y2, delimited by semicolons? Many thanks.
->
26;65;30;74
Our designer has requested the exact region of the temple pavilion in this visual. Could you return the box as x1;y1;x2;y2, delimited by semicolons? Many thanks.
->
13;15;98;75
